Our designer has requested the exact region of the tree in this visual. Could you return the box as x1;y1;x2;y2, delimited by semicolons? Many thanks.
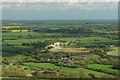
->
32;71;40;79
110;58;120;70
2;58;10;65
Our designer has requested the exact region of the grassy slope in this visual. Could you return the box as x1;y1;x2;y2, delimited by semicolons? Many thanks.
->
2;43;26;61
107;47;119;56
86;64;119;75
23;62;115;78
4;36;114;46
2;32;118;78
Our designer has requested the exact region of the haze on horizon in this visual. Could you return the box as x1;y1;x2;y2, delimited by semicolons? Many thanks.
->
2;2;118;20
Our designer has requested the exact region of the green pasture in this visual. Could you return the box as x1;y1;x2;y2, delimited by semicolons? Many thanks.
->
79;37;113;44
84;55;101;60
2;43;26;61
3;31;116;46
86;64;119;76
4;37;79;46
2;32;38;39
83;69;115;78
23;62;116;78
23;62;84;74
4;54;26;62
2;44;16;51
107;47;119;56
94;30;118;34
4;36;115;45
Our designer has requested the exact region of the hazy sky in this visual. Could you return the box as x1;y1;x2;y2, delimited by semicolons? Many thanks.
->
2;2;118;20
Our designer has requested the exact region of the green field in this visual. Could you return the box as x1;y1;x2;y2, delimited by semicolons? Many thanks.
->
94;30;118;34
3;31;117;47
78;37;117;45
79;37;111;41
2;44;17;57
23;62;79;73
84;55;101;60
86;64;119;76
2;32;38;39
83;69;115;78
23;62;116;78
2;44;16;52
4;36;116;46
107;47;119;56
4;37;79;45
2;43;26;61
2;20;119;78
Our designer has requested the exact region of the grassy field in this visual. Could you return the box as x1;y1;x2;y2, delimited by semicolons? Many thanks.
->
4;62;115;80
2;43;26;61
4;54;26;62
23;62;116;78
2;32;38;39
107;47;119;56
84;55;101;60
2;44;17;57
23;62;87;74
83;69;115;78
79;37;111;41
2;28;119;78
4;36;115;47
3;31;115;46
2;44;16;52
86;64;119;76
78;37;113;45
94;30;118;34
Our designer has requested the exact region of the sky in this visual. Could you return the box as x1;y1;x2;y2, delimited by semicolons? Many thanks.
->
1;1;118;20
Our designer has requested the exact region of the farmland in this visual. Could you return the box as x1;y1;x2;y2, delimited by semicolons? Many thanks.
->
107;47;119;56
23;62;116;78
85;64;119;76
49;47;90;53
2;20;119;79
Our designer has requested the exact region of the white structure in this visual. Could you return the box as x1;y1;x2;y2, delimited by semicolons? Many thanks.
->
46;42;63;49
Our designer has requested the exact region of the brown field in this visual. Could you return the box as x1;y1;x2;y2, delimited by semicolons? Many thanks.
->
49;47;90;53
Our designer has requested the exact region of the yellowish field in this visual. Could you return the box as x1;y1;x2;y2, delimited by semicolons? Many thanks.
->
10;30;20;32
50;47;89;53
2;26;20;29
10;30;32;32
